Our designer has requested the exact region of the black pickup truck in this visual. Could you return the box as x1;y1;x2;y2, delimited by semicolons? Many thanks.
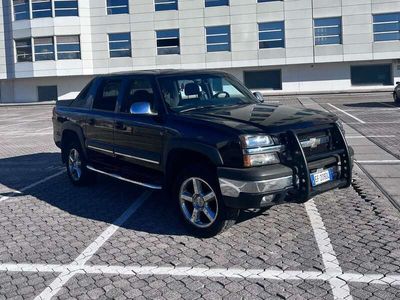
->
53;70;353;237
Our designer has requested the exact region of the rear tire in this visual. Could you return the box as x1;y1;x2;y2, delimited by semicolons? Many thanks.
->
394;92;400;104
173;164;239;238
65;139;94;186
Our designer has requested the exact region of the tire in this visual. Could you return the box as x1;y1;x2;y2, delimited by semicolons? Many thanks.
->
64;139;94;186
394;92;400;104
173;164;239;238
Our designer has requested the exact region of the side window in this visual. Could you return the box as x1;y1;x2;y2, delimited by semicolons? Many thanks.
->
92;80;121;111
120;78;156;113
71;80;93;108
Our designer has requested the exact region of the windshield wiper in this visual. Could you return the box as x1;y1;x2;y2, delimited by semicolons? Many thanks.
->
180;105;219;113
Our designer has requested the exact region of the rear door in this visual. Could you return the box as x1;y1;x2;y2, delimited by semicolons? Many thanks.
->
85;78;122;164
113;76;164;171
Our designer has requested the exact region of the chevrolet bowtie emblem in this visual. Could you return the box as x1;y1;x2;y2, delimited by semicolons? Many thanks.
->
301;136;329;149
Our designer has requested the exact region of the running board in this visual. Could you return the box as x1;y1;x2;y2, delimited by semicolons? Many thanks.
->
86;165;162;190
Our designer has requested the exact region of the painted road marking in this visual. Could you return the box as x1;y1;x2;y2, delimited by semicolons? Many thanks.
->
0;170;65;203
34;190;152;300
0;263;399;286
346;135;396;139
356;160;400;165
327;103;366;124
305;199;353;299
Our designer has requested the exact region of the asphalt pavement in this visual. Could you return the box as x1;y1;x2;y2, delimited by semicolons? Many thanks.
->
0;94;399;300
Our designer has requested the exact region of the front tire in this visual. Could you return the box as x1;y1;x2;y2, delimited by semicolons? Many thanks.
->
65;140;93;186
174;164;239;237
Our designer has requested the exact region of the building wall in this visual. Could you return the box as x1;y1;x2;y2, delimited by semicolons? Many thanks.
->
0;0;400;102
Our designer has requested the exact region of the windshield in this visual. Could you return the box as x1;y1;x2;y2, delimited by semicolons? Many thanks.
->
157;74;257;112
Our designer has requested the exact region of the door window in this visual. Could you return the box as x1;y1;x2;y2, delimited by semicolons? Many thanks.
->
92;80;121;111
120;78;156;113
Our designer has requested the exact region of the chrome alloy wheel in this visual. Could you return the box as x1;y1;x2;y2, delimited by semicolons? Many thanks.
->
68;148;82;181
179;177;219;228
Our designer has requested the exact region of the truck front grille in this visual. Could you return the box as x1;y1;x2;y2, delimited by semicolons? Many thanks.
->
298;129;332;160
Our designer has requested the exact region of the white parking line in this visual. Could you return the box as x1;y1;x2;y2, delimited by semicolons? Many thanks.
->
34;190;152;300
327;103;366;124
0;263;399;286
356;160;400;165
305;199;353;299
346;135;396;139
0;170;65;203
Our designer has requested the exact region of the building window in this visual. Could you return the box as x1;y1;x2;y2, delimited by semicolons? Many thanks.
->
156;29;180;55
205;0;229;7
314;17;342;45
32;0;52;18
107;0;129;15
13;0;30;20
34;37;55;61
155;0;178;11
206;25;230;52
351;65;392;86
373;13;400;42
15;39;32;62
54;0;79;16
259;21;285;49
38;86;58;101
244;70;282;90
57;36;81;59
108;33;131;58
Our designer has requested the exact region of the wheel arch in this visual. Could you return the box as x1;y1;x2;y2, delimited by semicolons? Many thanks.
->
60;123;87;163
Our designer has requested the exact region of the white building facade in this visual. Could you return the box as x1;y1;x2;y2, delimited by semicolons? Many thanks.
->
0;0;400;103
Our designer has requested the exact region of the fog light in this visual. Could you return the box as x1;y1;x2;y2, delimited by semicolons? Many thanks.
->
261;195;275;206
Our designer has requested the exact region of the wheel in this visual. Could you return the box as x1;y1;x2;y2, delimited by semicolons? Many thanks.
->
174;164;239;237
394;92;400;104
65;139;93;186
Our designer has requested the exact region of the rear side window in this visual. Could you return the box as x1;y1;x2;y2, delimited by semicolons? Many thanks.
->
120;78;156;113
71;80;93;108
92;79;121;111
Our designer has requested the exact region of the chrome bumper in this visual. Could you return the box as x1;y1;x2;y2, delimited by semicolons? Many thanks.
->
219;175;294;198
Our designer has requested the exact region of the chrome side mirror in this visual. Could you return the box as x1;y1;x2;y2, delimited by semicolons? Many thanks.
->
130;102;156;115
253;92;264;102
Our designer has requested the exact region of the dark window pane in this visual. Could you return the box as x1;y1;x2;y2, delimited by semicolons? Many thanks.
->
38;86;58;101
156;29;180;55
314;17;342;45
13;0;30;20
244;70;282;90
108;33;132;57
107;0;129;14
32;0;52;18
15;38;32;62
205;0;229;7
258;21;285;49
351;65;392;86
373;13;400;42
155;0;178;11
54;0;78;16
206;25;231;52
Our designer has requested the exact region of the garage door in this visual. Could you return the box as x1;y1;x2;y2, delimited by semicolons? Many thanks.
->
351;64;392;86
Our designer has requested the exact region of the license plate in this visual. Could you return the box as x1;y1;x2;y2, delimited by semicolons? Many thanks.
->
310;168;333;187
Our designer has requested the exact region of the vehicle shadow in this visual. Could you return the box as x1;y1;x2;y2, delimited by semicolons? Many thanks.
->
343;101;399;108
0;153;267;237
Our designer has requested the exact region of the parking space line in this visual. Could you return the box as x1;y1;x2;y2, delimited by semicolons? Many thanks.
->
34;190;152;300
356;160;400;165
1;263;399;286
0;170;65;203
305;199;353;299
347;135;396;139
327;103;366;124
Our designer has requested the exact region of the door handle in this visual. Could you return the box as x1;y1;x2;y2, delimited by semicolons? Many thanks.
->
88;118;95;125
115;121;127;131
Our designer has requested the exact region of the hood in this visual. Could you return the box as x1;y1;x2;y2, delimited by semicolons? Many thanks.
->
181;103;337;134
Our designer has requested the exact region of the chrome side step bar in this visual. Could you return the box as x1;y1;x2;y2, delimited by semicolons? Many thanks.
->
86;165;162;190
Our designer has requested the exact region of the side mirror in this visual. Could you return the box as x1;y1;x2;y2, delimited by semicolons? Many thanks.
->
396;82;400;85
130;102;157;115
253;92;264;102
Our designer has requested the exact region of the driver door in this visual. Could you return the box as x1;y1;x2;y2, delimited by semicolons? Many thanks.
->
113;76;164;173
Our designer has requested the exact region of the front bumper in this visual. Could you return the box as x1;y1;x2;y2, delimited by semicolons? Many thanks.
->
218;126;354;209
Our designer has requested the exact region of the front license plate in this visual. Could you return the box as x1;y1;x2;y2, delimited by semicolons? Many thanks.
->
310;168;333;187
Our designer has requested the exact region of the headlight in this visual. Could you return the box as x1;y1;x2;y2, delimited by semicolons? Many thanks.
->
240;135;283;167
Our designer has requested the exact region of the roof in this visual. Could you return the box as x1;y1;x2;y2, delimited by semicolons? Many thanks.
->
99;69;228;78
